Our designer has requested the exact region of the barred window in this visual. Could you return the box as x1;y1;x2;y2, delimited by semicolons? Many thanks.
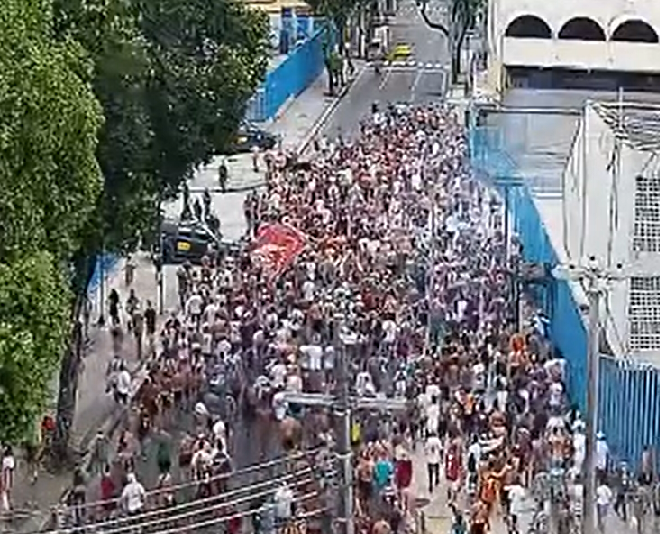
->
633;174;660;253
628;276;660;352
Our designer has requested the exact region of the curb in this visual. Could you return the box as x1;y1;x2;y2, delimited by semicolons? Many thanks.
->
296;65;366;156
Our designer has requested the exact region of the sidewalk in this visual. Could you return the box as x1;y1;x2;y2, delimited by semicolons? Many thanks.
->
10;255;161;533
186;68;363;197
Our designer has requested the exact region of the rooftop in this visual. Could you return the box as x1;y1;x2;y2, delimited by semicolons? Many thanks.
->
487;88;660;195
592;101;660;153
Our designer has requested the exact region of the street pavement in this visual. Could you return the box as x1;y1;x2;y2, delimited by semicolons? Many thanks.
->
318;0;448;142
7;73;343;534
9;254;166;532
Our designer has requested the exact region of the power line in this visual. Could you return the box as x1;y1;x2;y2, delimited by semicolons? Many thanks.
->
61;466;326;533
57;447;322;519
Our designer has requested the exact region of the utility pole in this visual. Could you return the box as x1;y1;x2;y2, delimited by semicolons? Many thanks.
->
334;314;354;534
281;312;407;534
552;258;625;534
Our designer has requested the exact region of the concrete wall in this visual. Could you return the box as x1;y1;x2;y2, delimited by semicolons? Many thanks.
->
561;105;660;359
245;28;326;123
491;0;660;72
502;39;660;73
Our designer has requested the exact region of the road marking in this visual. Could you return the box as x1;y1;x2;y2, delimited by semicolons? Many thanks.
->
411;68;423;99
298;65;368;154
378;64;394;90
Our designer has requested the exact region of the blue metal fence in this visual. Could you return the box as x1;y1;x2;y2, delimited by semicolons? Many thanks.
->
245;29;326;123
470;125;660;468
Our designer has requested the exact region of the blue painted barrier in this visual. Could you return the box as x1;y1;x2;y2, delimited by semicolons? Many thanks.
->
470;125;660;468
87;254;120;297
245;28;326;123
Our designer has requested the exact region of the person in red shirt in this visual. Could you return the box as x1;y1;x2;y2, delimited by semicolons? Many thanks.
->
445;437;463;502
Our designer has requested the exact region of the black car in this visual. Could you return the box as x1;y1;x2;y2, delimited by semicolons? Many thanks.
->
158;219;240;264
231;121;279;153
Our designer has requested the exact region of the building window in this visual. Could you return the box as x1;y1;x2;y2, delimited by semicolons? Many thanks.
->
628;276;660;352
558;17;606;41
633;174;660;253
611;20;659;43
505;15;552;39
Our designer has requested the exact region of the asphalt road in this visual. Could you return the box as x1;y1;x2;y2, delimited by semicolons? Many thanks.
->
321;0;449;139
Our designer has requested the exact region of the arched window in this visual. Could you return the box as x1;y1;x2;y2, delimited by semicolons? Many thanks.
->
611;20;659;43
558;17;606;41
505;15;552;39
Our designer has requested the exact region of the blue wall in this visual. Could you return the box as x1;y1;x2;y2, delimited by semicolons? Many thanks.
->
470;126;660;468
245;28;326;123
87;254;119;298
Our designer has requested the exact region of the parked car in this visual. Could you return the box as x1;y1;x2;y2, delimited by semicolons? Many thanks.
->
231;121;279;153
157;218;240;264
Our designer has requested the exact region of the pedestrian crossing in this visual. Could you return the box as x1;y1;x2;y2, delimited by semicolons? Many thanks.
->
368;60;448;72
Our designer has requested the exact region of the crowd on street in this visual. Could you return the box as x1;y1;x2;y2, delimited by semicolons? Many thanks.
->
45;102;660;535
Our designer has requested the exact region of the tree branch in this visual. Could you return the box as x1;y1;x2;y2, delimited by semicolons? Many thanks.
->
419;3;449;37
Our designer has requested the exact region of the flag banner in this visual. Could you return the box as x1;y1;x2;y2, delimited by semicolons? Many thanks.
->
251;223;307;279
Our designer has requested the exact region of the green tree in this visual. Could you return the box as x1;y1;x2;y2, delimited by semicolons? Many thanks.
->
0;0;102;444
49;0;270;456
419;0;483;83
0;255;71;444
135;0;270;188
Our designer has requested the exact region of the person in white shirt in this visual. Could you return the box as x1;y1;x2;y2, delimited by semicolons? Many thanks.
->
272;391;288;421
471;362;486;392
185;293;203;325
113;363;131;405
424;432;443;493
425;401;440;437
572;423;586;474
302;279;315;302
121;472;146;515
596;432;609;473
504;478;527;533
382;319;397;344
274;483;294;520
299;345;323;372
596;480;613;532
270;361;288;389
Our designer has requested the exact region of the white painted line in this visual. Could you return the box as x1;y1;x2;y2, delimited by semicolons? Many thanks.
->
378;64;394;91
297;65;368;155
411;68;423;99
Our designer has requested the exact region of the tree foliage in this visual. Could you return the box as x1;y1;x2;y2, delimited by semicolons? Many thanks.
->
0;0;102;443
0;0;270;446
0;255;71;443
307;0;363;29
420;0;484;81
46;0;270;454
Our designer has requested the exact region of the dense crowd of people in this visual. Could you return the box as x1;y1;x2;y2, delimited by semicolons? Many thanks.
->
47;102;660;535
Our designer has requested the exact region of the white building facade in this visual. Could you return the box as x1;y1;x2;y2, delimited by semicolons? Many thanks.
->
488;0;660;88
562;101;660;363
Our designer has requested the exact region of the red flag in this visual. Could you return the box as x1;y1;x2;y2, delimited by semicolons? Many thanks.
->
251;223;307;280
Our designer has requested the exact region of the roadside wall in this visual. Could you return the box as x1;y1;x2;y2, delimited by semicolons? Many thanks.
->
245;28;326;122
470;125;660;467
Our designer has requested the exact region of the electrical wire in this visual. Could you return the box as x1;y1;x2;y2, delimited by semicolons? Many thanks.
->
107;482;321;534
61;447;322;516
63;465;326;533
156;492;324;534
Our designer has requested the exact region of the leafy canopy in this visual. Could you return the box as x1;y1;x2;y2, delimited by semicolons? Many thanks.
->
0;0;102;443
